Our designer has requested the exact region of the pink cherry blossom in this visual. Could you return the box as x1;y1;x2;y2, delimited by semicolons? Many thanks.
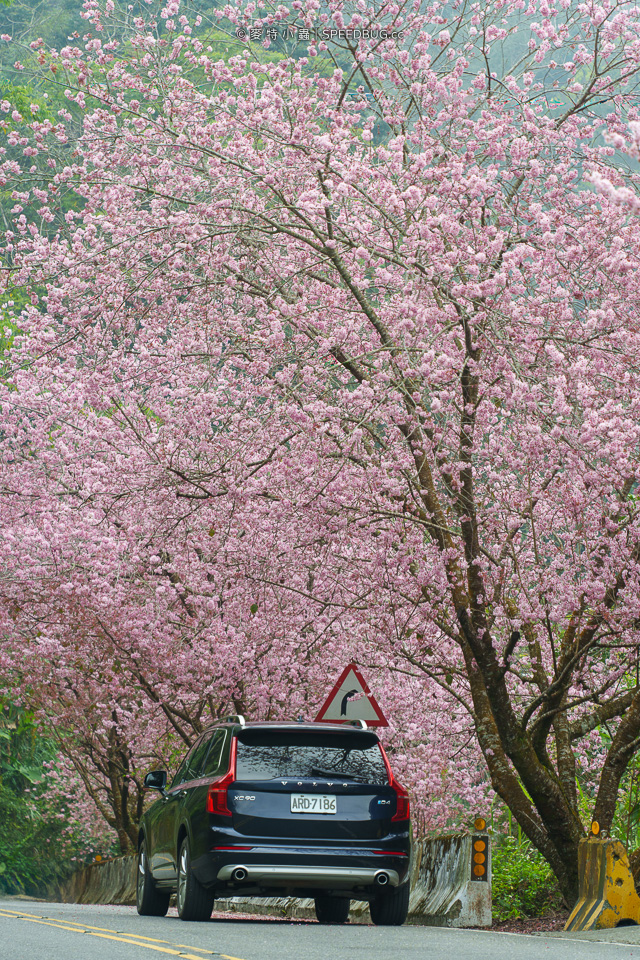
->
1;0;640;898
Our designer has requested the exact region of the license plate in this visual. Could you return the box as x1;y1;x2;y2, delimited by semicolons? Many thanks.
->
290;794;337;815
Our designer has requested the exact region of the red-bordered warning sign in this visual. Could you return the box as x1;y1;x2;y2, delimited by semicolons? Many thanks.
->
315;663;388;727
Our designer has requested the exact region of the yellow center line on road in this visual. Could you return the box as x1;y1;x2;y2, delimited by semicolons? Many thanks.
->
0;909;246;960
0;909;46;919
0;912;92;933
84;931;217;959
1;911;216;951
0;910;117;933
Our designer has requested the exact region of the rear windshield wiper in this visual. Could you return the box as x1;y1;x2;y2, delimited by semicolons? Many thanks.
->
310;768;363;781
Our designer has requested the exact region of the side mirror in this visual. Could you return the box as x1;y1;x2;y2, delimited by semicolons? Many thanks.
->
144;770;167;794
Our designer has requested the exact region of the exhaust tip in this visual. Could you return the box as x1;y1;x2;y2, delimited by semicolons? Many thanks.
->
374;871;389;886
232;866;248;882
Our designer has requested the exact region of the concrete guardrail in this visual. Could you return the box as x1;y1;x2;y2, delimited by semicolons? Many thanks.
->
51;856;137;906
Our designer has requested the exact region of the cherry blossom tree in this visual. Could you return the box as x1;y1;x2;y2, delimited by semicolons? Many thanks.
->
2;0;640;897
0;435;482;848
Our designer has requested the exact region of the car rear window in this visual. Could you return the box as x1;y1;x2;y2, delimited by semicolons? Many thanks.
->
235;729;388;784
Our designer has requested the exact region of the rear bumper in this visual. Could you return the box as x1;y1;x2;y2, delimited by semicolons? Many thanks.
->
216;863;401;888
193;841;410;896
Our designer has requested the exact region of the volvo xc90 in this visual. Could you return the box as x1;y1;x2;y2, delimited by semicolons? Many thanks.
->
137;718;411;925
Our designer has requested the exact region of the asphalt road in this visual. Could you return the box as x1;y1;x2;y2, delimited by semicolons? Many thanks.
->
3;900;640;960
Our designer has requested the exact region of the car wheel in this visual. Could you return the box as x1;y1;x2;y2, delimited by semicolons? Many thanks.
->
136;840;170;917
176;836;215;921
314;896;350;924
369;882;410;926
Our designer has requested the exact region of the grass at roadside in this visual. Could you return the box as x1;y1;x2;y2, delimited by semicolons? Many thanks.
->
491;834;565;922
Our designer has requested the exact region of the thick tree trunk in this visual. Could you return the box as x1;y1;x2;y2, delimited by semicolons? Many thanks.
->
459;638;583;901
593;692;640;832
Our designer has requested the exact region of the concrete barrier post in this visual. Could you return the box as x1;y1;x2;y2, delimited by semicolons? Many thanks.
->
565;837;640;931
407;831;492;926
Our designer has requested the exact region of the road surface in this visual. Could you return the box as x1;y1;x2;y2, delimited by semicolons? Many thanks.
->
2;900;640;960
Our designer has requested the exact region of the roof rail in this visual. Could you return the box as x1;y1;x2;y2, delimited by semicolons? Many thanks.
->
345;719;368;730
219;714;245;727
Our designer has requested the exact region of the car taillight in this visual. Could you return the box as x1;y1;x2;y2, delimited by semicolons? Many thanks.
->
390;777;410;821
206;737;236;816
378;743;411;822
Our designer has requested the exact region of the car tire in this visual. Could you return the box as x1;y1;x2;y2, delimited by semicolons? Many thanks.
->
369;882;410;926
136;840;170;917
177;836;215;921
314;896;350;924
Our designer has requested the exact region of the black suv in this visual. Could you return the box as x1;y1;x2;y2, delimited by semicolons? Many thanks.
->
137;718;411;925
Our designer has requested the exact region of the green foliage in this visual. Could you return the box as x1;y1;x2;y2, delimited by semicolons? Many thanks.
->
591;721;640;852
611;767;640;852
0;0;83;77
0;701;89;895
491;834;564;921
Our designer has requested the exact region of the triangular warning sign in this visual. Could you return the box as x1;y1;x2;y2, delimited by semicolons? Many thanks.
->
315;663;388;727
